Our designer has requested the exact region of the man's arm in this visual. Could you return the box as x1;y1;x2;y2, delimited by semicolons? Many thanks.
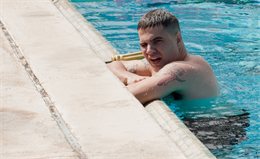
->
127;63;192;104
108;60;151;85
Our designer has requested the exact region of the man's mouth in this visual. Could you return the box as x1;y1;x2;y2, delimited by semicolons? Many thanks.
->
150;57;161;64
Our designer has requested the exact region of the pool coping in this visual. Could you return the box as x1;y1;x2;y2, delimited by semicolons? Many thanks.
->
53;0;216;158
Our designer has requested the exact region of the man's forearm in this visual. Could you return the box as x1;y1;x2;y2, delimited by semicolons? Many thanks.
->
108;61;133;85
126;78;160;104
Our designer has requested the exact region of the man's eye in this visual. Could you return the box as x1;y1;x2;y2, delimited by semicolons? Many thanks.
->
154;40;162;43
140;43;147;47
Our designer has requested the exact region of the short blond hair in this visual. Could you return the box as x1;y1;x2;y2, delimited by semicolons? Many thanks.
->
137;9;180;34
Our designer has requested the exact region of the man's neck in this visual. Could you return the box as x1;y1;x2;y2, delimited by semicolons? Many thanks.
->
178;40;189;61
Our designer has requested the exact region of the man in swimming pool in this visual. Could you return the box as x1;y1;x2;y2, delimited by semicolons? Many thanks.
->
108;9;220;104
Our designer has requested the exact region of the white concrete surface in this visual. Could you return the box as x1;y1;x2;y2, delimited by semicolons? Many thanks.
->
1;0;188;158
0;25;78;158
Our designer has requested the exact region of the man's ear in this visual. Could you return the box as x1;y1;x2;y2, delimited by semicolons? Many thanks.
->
176;31;182;44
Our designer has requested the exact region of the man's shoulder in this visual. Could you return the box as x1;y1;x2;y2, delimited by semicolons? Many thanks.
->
162;60;194;72
160;55;210;77
155;62;192;79
187;54;211;67
167;55;211;70
161;55;216;81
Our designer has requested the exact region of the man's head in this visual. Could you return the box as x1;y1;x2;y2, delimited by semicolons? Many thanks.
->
137;9;180;36
137;9;186;72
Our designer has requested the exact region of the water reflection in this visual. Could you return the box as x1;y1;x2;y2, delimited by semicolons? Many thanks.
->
183;111;249;150
163;95;250;150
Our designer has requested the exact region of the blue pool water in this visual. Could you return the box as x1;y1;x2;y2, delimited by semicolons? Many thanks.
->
70;0;260;158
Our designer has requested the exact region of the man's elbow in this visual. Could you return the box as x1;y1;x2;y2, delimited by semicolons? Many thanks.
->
127;84;155;105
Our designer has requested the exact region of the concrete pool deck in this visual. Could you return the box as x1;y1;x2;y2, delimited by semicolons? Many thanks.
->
1;0;216;158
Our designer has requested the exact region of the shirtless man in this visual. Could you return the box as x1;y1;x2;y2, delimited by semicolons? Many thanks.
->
109;9;220;104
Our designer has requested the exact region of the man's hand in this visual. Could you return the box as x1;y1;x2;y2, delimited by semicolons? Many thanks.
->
108;60;151;85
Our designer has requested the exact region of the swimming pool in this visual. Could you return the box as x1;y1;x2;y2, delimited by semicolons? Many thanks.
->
70;0;260;158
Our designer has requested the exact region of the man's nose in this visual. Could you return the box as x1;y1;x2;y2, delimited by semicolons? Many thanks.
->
146;44;156;54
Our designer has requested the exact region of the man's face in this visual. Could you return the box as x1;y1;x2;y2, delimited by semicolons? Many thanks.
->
138;25;180;72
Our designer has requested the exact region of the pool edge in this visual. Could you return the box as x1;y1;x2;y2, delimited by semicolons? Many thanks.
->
53;0;118;63
53;0;216;158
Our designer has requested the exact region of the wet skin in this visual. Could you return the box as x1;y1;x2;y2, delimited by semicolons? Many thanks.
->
138;25;185;73
108;25;220;104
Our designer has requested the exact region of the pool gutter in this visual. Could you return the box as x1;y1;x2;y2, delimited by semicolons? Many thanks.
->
53;0;216;158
